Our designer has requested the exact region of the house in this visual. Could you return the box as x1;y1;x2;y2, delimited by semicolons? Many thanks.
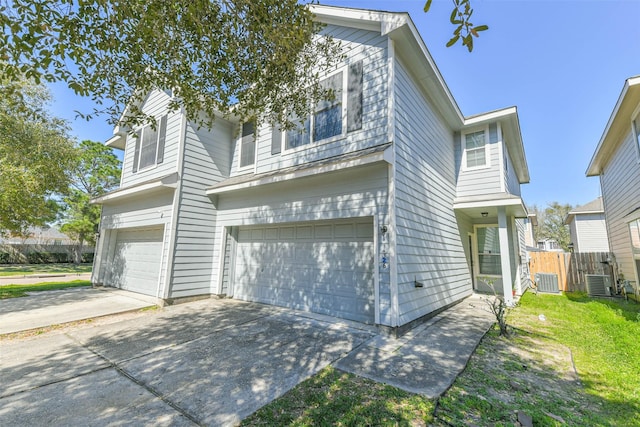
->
91;5;530;334
524;213;537;249
564;197;610;252
0;227;74;245
536;238;563;252
587;76;640;297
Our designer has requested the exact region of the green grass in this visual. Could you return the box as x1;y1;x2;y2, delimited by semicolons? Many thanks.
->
0;263;92;277
0;280;92;299
241;366;435;426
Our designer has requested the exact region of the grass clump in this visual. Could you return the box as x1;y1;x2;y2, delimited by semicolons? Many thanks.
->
0;280;91;299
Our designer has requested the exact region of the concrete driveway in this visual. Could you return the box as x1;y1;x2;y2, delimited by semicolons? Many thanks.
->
0;298;375;426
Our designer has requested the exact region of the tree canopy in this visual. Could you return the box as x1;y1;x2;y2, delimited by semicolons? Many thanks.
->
424;0;488;52
0;0;343;130
532;202;573;252
0;78;77;235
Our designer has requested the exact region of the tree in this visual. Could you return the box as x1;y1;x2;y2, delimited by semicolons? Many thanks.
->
424;0;488;52
0;78;77;236
60;140;121;263
536;202;573;252
0;0;343;130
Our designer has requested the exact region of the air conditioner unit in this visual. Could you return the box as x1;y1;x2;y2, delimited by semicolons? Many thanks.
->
586;274;611;296
535;273;559;293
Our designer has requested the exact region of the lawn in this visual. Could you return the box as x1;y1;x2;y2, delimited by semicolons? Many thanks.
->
0;263;92;277
242;292;640;426
0;280;92;299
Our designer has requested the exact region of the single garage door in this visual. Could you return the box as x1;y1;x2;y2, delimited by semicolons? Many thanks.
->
232;218;374;324
111;227;164;296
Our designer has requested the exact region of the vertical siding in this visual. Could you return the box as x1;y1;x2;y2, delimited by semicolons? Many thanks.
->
169;118;233;298
575;214;610;252
601;130;640;281
120;90;180;188
228;25;388;177
455;124;502;198
393;57;473;325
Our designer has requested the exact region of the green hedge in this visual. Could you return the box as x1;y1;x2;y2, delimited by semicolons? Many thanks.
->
0;251;94;264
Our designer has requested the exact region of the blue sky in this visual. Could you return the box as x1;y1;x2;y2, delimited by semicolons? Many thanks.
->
49;0;640;209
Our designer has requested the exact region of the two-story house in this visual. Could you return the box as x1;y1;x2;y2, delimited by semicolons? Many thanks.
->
587;76;640;299
564;197;610;253
92;5;530;335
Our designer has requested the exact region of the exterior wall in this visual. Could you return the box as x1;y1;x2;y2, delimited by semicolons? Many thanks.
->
168;117;234;298
571;214;610;252
504;146;521;196
230;24;389;177
94;192;175;294
120;90;181;188
212;163;391;324
455;123;502;198
393;56;472;326
601;130;640;281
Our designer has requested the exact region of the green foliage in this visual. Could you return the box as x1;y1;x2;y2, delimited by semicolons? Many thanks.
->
0;0;343;130
0;280;91;299
0;78;76;235
424;0;488;52
60;140;120;257
533;202;573;251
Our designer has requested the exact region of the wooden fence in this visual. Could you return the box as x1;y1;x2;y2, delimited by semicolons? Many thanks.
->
528;251;614;292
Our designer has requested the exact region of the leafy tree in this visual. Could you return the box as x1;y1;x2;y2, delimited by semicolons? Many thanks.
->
536;202;573;252
424;0;488;52
0;78;77;236
0;0;343;130
60;140;121;263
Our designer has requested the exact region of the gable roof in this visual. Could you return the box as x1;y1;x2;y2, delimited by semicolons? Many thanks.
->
564;196;605;224
587;76;640;176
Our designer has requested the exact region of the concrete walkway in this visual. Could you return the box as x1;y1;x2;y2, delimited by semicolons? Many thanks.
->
0;272;92;286
0;287;156;334
0;292;495;426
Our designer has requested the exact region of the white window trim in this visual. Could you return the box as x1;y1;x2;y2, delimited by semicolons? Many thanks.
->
473;224;502;278
461;125;491;171
632;106;640;163
133;121;162;174
237;121;257;171
281;66;349;154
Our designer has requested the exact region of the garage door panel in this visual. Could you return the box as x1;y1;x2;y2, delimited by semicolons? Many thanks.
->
111;227;163;296
233;219;374;324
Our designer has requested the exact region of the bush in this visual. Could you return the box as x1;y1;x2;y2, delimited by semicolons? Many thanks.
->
81;252;94;263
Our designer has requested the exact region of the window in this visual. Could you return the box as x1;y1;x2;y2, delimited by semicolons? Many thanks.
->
477;226;502;276
283;61;363;152
239;120;256;168
634;116;640;158
132;115;167;173
630;219;640;255
463;129;489;169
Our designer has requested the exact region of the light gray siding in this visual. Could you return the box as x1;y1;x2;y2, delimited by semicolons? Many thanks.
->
601;130;640;281
456;124;502;198
393;57;473;326
229;25;389;177
213;163;391;324
120;90;181;188
572;214;610;252
169;118;233;298
504;147;521;196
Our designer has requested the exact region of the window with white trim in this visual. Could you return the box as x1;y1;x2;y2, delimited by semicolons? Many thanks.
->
630;219;640;255
633;115;640;159
132;115;167;173
284;61;363;151
239;120;256;168
477;226;502;276
462;128;489;169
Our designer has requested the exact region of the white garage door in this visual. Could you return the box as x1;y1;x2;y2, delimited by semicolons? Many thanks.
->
111;227;164;296
232;218;375;324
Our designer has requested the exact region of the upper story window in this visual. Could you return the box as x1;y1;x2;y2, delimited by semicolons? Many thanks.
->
283;61;363;152
630;219;640;255
132;115;167;173
462;128;490;170
239;120;256;168
633;114;640;159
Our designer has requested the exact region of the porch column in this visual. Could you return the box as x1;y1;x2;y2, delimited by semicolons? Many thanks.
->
498;206;514;306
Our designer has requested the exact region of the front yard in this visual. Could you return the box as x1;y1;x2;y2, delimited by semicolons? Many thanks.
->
0;263;92;277
243;292;640;426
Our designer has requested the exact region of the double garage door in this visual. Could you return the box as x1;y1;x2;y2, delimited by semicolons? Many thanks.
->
110;227;164;296
232;218;375;324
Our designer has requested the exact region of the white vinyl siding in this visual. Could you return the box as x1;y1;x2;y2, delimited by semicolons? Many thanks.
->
571;214;610;252
169;117;233;299
600;129;640;282
238;25;388;176
634;115;640;160
393;56;472;326
504;148;521;196
121;90;180;188
456;123;501;198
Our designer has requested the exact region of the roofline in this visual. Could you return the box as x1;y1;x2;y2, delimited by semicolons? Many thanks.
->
587;75;640;176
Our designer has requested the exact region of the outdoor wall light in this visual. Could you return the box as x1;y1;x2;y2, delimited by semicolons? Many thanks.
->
380;225;388;234
481;212;489;217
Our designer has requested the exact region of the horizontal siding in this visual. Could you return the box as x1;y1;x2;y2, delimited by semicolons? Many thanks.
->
169;118;233;298
230;25;388;177
574;214;610;252
120;90;180;188
456;124;502;198
393;57;472;326
505;147;521;196
601;129;640;282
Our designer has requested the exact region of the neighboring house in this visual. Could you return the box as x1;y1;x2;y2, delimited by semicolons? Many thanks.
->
564;197;610;253
91;5;530;334
536;238;563;252
0;227;74;245
587;76;640;294
524;213;537;249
